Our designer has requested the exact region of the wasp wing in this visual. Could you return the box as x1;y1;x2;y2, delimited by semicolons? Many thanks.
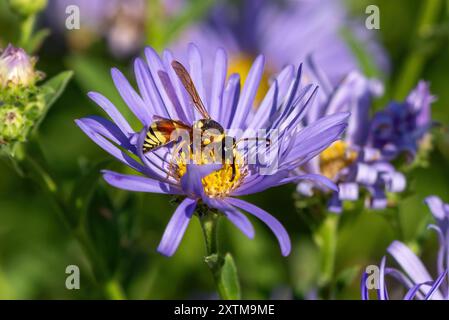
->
171;60;211;119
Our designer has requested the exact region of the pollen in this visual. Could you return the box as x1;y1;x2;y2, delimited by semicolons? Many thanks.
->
173;148;245;198
320;141;357;179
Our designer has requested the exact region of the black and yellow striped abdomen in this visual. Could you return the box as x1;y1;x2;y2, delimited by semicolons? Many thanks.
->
143;123;168;153
142;118;191;153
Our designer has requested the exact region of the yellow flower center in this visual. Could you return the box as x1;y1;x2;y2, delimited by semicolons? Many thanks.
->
228;54;271;105
173;147;245;198
319;141;357;179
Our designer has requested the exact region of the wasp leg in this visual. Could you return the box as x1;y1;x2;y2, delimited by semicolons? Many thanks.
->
165;139;189;181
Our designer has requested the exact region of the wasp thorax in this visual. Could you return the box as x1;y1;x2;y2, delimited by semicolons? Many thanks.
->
193;119;225;146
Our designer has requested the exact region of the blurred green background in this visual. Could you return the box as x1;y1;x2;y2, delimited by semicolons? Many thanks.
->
0;0;448;299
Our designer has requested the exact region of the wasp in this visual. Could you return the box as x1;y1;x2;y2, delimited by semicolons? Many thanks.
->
143;60;269;181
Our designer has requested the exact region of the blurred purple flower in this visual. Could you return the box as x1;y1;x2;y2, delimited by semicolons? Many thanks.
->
369;81;436;162
296;61;405;212
76;44;349;257
46;0;147;57
361;196;449;300
172;0;389;84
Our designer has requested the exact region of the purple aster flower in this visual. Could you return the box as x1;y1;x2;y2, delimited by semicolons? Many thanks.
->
75;44;349;257
361;196;449;300
172;0;389;85
46;0;147;57
369;81;436;162
296;61;405;212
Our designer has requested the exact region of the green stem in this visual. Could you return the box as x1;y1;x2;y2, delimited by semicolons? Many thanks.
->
199;213;241;300
313;213;339;298
394;0;443;99
19;15;36;50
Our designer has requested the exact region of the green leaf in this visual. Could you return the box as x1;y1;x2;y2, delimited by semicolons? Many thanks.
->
215;253;241;300
28;28;50;53
34;70;73;133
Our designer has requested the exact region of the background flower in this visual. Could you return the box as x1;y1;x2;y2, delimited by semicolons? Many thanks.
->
369;81;436;163
296;62;405;212
172;0;389;85
44;0;147;57
361;195;449;300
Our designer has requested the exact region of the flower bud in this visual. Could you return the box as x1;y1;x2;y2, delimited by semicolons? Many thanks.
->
0;44;38;88
7;0;48;17
0;107;26;142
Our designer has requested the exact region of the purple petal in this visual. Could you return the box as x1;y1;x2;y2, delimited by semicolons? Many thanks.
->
230;55;265;128
277;173;337;192
296;181;314;196
111;67;152;125
328;192;342;213
206;198;255;239
134;58;169;118
221;73;240;127
102;170;181;194
226;198;291;256
387;241;444;299
404;282;431;300
75;118;145;173
157;197;197;256
187;43;208;114
209;48;228;121
247;65;294;130
157;68;189;124
366;187;387;210
378;256;388;300
383;171;406;193
360;272;369;300
87;92;133;134
144;47;178;119
285;112;350;166
180;164;222;199
355;163;378;185
425;196;447;222
338;182;359;201
424;270;448;300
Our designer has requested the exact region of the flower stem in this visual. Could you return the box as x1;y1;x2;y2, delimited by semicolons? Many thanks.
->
313;213;339;298
199;213;241;300
19;15;36;50
394;0;443;99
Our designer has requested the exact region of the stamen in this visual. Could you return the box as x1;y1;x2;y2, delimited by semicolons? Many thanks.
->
172;146;246;198
320;141;357;179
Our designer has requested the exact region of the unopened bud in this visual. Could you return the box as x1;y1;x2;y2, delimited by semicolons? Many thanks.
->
0;44;39;88
0;107;25;142
7;0;48;17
